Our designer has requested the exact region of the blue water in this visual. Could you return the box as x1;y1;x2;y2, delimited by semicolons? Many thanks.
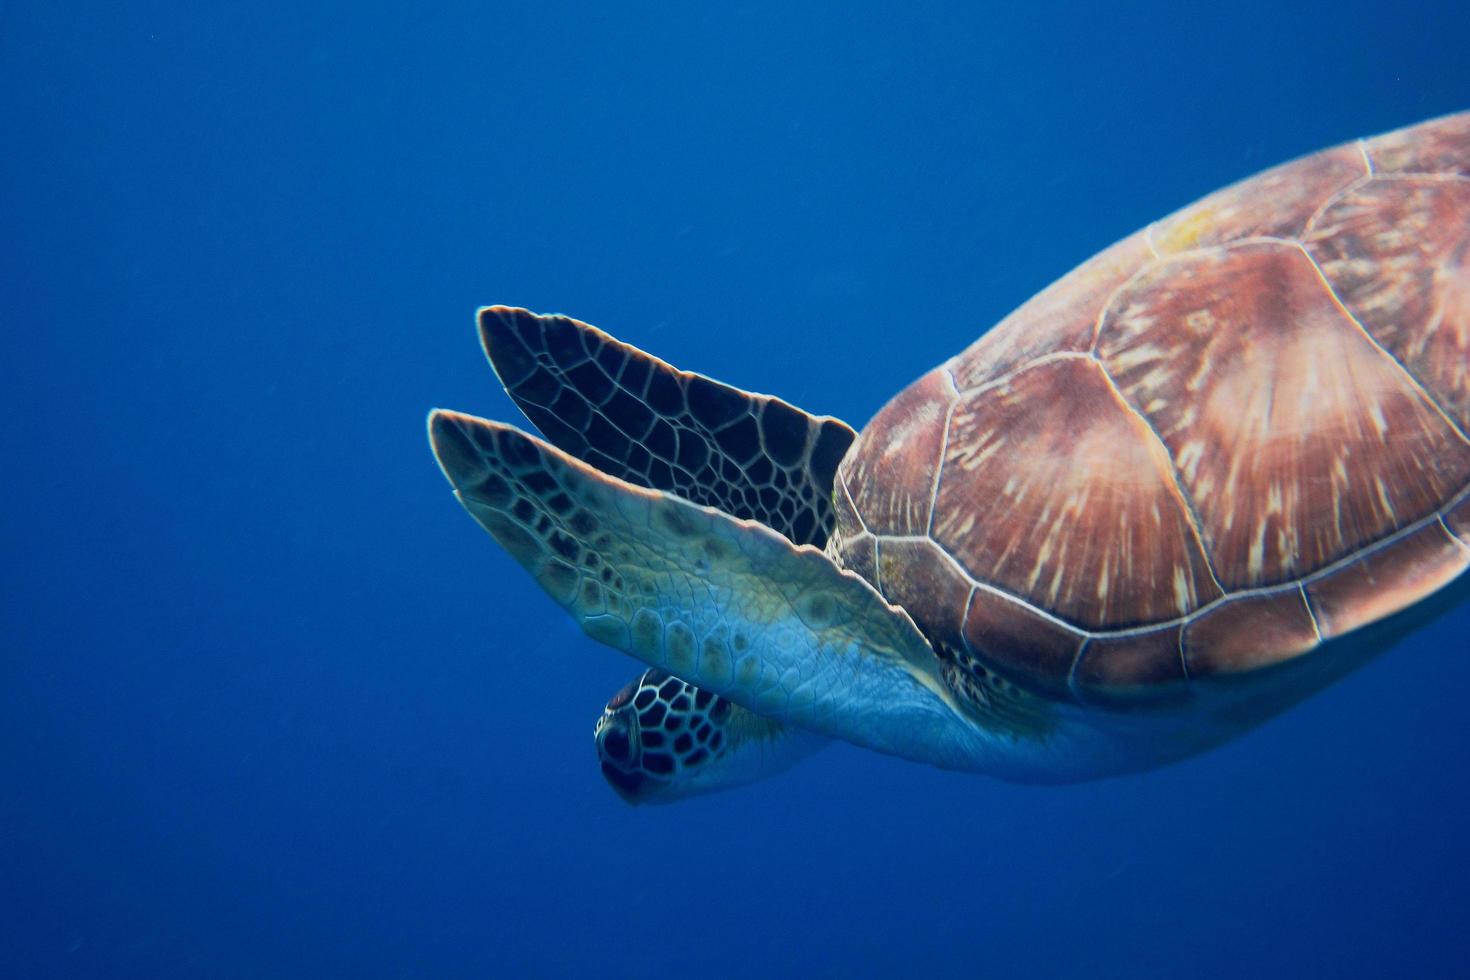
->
6;3;1470;977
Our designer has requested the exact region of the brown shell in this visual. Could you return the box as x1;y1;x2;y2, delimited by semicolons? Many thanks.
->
832;112;1470;701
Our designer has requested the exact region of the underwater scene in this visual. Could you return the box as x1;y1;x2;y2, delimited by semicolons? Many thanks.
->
6;2;1470;977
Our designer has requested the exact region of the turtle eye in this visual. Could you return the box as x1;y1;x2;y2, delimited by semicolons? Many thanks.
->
596;707;639;769
602;728;631;763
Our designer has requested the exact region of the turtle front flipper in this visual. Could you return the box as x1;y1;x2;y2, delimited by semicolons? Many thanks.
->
594;668;825;804
428;410;988;769
478;306;856;547
480;306;857;794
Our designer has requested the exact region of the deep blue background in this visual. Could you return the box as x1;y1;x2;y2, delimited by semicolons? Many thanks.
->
6;2;1470;977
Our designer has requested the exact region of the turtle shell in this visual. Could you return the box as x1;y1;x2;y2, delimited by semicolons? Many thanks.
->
831;112;1470;702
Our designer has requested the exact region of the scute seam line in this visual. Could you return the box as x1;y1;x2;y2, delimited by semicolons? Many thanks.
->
926;369;962;538
873;475;1470;642
1301;174;1371;239
1441;515;1470;555
1298;584;1324;645
1143;224;1162;260
1089;252;1164;354
951;351;1094;399
1091;356;1228;600
1066;638;1091;699
838;470;869;534
1293;240;1470;448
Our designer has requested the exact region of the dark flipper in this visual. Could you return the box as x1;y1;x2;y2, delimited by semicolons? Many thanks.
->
479;306;855;548
468;307;861;802
427;411;962;768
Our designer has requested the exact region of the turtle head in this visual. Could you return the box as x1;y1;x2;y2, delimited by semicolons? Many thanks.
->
594;668;732;804
594;668;823;805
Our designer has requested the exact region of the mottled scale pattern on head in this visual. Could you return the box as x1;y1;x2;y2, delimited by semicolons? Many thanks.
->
594;668;739;801
481;306;855;548
831;112;1470;702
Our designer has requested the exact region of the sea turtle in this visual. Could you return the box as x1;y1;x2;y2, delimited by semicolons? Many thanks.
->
430;112;1470;804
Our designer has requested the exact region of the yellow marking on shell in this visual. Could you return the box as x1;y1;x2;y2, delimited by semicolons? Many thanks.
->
1154;205;1220;254
1107;342;1167;373
1184;351;1215;393
1026;540;1055;591
1184;308;1216;334
1368;401;1389;437
1248;521;1267;582
967;437;1006;471
1375;477;1398;522
1176;440;1206;483
1172;566;1191;614
1047;562;1066;604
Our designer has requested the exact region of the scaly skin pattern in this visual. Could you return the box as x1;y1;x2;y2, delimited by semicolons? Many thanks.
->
832;111;1470;704
479;306;854;793
480;305;855;548
428;409;1019;771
